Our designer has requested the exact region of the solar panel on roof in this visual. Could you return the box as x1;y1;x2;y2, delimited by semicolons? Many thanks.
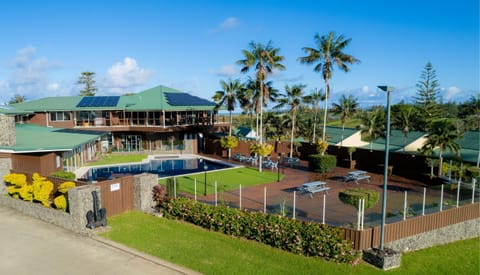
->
76;96;120;107
165;92;216;106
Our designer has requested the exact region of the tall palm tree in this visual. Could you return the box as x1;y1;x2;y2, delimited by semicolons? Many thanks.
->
299;32;359;146
359;107;385;151
392;104;418;151
237;41;285;171
302;88;324;143
274;84;305;158
421;118;462;177
213;79;244;137
242;77;280;137
331;94;358;146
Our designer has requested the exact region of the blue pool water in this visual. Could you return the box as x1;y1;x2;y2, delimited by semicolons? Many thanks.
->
86;158;232;181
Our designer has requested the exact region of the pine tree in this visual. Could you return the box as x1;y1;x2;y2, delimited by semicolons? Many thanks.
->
415;62;441;130
77;71;98;96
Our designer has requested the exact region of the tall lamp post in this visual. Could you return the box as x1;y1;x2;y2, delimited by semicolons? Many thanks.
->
378;85;394;251
203;161;208;196
277;155;281;182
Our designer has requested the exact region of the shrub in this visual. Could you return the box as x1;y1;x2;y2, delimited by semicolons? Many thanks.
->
51;171;76;180
32;173;54;207
58;181;76;194
220;136;238;150
162;197;359;264
338;188;380;209
152;184;169;207
4;173;28;198
249;143;274;157
309;154;337;173
54;195;68;211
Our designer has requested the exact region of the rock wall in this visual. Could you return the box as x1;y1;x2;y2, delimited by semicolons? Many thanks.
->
387;218;480;252
0;115;15;146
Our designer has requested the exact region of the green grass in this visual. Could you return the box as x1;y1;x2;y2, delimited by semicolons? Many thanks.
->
327;118;361;128
158;167;283;195
101;211;480;275
86;153;148;166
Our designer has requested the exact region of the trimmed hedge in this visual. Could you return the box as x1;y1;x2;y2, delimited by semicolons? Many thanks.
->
309;154;337;173
338;188;380;209
162;198;359;263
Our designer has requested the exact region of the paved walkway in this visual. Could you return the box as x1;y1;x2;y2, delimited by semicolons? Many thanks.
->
0;206;199;275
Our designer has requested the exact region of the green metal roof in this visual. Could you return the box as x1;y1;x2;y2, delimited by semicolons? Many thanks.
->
10;85;217;112
324;126;359;144
360;130;425;152
0;124;107;153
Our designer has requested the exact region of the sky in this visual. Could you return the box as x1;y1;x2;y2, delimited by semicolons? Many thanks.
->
0;0;478;110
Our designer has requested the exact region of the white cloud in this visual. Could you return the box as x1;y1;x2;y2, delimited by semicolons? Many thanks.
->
103;57;153;90
444;86;461;100
47;82;60;91
362;85;369;93
0;46;63;102
211;64;237;77
209;17;239;33
219;17;239;30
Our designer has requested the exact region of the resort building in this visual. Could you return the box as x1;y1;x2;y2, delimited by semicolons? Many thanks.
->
9;85;221;153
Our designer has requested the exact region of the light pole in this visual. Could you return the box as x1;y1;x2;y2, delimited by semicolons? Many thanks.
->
277;155;281;182
204;162;208;196
378;85;394;251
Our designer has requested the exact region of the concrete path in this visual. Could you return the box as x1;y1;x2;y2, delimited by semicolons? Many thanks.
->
0;206;199;275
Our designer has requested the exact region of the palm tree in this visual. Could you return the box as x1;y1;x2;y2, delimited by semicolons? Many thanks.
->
298;32;359;146
237;41;285;171
274;84;305;158
302;88;324;143
358;107;385;151
421;118;462;177
213;79;244;137
392;104;418;151
331;94;358;146
242;77;280;137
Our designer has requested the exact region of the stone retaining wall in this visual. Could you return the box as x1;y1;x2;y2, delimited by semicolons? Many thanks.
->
134;173;158;213
0;185;100;234
387;218;480;252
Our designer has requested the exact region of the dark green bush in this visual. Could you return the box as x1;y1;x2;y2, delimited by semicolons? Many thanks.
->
309;154;337;173
50;171;76;180
338;188;380;209
162;198;359;263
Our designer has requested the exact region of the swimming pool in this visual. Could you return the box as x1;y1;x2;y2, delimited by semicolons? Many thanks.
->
85;157;234;181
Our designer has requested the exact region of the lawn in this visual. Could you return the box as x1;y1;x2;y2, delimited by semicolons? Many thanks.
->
86;153;148;166
101;211;480;275
158;167;283;195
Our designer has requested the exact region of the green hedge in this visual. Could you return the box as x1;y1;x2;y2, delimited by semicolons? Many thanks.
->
50;171;76;180
309;154;337;173
162;198;359;263
338;188;380;209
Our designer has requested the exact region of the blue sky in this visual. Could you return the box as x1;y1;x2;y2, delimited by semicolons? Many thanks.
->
0;0;478;109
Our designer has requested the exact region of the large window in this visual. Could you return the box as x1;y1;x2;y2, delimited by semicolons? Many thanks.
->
50;111;71;121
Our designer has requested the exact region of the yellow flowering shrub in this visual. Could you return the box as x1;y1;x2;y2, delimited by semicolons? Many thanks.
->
32;175;54;207
53;195;67;211
58;181;76;194
18;184;34;201
3;173;27;187
249;143;274;157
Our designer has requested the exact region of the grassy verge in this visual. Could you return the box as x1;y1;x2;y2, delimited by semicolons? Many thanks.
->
102;211;480;275
158;167;283;195
86;153;148;166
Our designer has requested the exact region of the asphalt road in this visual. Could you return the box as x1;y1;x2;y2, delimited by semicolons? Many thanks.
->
0;206;199;275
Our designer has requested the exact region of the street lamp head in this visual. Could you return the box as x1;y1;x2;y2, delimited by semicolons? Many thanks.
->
377;85;395;92
204;165;208;171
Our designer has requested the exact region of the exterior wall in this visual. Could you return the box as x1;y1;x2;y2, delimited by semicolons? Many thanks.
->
0;184;100;234
134;173;158;213
0;155;12;194
11;153;62;175
386;218;480;252
27;113;48;126
0;115;16;146
49;120;76;128
336;131;369;147
403;135;427;152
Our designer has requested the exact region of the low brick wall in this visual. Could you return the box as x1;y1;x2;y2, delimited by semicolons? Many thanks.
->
387;218;480;252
